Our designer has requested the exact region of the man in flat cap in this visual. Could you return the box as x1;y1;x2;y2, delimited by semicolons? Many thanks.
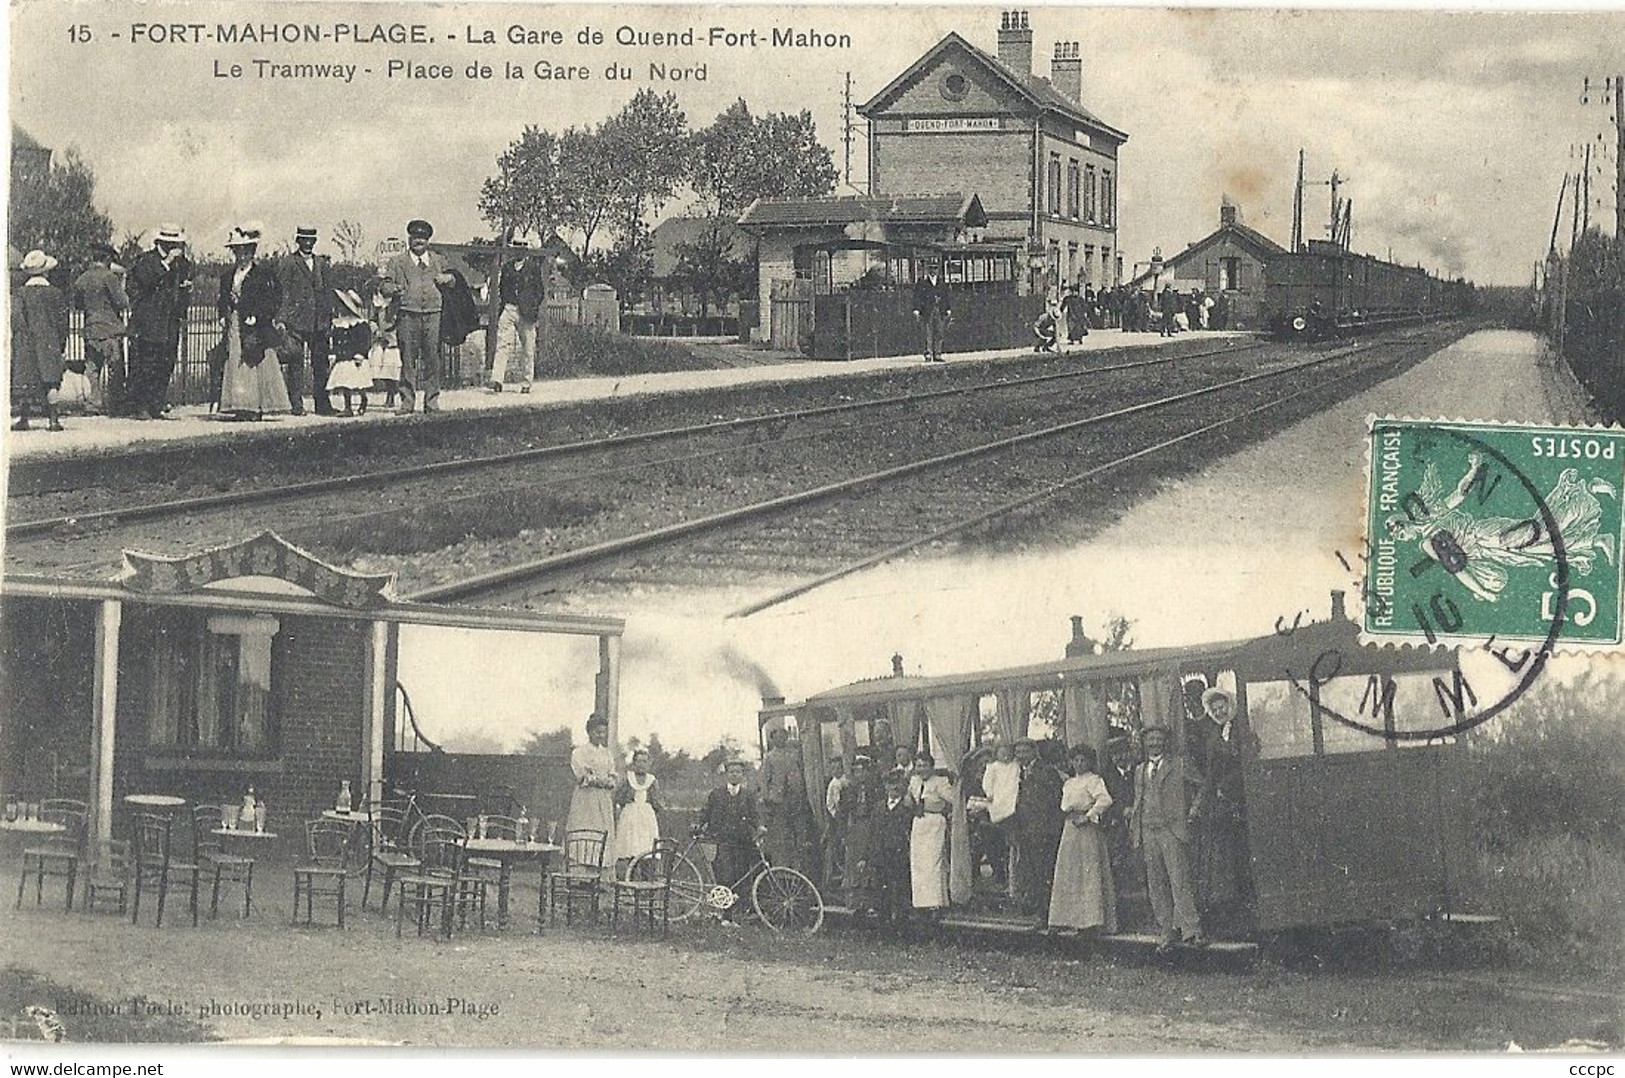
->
275;225;332;415
125;225;193;420
701;758;762;921
71;241;129;415
382;219;454;414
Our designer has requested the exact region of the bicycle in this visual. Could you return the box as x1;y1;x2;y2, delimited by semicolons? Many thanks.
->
629;829;824;935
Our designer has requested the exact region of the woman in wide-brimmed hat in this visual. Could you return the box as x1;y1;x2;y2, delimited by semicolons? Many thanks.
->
11;249;68;431
215;222;292;420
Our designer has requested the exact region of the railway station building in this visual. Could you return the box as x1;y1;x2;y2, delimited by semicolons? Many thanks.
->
1128;201;1287;329
859;11;1129;295
0;531;625;852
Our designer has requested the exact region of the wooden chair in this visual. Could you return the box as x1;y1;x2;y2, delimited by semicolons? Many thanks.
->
545;828;608;927
81;840;131;916
611;838;677;935
15;799;88;911
396;825;487;938
192;804;255;918
292;819;352;928
362;803;420;912
465;814;518;884
131;813;200;928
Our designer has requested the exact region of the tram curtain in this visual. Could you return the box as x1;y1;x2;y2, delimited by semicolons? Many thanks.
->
922;694;975;904
995;688;1026;743
888;699;918;756
799;713;826;826
1063;683;1108;751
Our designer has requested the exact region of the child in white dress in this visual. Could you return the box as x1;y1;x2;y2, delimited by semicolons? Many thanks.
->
613;749;662;874
325;289;374;416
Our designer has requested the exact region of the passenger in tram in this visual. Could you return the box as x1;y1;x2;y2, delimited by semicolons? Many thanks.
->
980;741;1021;897
1101;735;1141;928
1131;724;1207;951
823;757;848;889
760;727;809;873
839;753;881;913
1011;737;1065;925
873;768;915;931
909;753;953;921
1193;687;1249;932
1047;744;1117;941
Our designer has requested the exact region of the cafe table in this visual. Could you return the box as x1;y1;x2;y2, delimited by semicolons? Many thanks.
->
461;838;560;929
124;794;187;811
0;818;66;836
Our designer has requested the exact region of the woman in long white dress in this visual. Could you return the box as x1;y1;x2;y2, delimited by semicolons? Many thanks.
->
216;223;292;420
1048;743;1116;935
567;715;617;879
613;748;661;871
909;753;953;914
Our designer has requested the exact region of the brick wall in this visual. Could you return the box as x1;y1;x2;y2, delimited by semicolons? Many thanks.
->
873;130;1033;215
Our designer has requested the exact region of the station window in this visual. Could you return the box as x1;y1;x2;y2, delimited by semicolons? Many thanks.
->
131;610;284;757
1101;171;1114;227
1083;244;1095;286
1067;159;1081;219
1221;257;1242;291
1047;152;1063;216
1085;165;1097;223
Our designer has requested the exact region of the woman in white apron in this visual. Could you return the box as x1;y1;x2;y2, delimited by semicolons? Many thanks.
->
909;753;953;915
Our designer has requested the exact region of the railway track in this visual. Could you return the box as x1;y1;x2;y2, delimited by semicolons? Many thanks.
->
406;329;1454;607
6;338;1261;544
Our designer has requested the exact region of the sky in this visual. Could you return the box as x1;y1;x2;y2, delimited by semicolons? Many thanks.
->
8;2;1623;285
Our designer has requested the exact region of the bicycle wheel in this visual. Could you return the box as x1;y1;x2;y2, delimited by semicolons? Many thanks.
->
629;849;711;922
751;865;824;935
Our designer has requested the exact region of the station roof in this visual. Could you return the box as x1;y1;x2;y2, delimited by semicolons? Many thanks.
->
738;193;986;231
858;32;1129;144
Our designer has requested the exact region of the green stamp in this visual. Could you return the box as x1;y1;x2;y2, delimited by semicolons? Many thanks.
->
1366;419;1624;647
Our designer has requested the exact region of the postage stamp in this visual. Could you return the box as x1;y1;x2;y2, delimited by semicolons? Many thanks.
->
1365;418;1625;647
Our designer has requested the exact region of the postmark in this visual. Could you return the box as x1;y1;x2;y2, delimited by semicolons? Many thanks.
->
1364;418;1623;649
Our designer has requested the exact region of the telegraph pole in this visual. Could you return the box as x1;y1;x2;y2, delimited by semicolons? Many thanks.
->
1615;73;1624;241
1581;142;1592;236
841;71;854;188
1291;149;1305;252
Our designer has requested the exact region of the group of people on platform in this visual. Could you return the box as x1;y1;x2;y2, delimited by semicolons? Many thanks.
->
1034;283;1228;352
7;218;556;431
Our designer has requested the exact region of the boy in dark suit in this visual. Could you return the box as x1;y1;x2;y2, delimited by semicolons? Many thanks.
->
872;768;915;931
701;758;762;920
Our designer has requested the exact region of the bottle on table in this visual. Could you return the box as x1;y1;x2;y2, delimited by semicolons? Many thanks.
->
240;786;257;828
337;780;353;814
516;806;530;843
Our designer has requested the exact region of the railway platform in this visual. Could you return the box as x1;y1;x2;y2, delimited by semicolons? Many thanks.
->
2;329;1248;466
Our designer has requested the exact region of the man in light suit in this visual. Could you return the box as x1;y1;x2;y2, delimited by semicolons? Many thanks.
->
382;219;454;414
1131;724;1207;951
275;225;332;415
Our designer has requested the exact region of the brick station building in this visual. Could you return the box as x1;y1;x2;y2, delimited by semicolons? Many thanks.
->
1128;200;1287;329
859;11;1129;294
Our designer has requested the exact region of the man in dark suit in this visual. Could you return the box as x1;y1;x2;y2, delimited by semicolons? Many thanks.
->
275;225;333;415
1159;285;1180;338
1131;724;1207;950
912;263;951;363
839;754;880;913
1102;734;1139;927
701;758;762;920
872;768;914;931
71;241;129;415
125;225;193;420
1011;737;1064;923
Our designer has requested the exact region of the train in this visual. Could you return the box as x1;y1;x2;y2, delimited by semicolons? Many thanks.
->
759;592;1491;946
1265;240;1475;340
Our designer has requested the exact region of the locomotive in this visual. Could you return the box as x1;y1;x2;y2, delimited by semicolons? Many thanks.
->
1265;240;1472;340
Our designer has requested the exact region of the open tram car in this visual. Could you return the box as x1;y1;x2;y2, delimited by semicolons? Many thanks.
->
1265;240;1472;341
760;592;1486;943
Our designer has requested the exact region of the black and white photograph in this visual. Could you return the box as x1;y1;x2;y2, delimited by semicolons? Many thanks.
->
2;0;1623;1059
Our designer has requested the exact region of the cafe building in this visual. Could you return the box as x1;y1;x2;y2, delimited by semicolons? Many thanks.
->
0;532;624;851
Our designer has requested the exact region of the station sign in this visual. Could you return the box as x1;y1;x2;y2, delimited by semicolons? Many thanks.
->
906;117;1001;133
375;237;406;259
120;531;395;610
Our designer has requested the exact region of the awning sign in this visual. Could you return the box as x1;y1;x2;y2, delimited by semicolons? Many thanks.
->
120;531;395;610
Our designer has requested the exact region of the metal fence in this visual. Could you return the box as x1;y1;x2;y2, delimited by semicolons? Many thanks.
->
67;307;481;406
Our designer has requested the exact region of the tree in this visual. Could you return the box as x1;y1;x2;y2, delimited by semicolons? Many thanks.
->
601;90;689;269
558;125;619;263
479;126;574;241
8;147;114;272
684;101;837;315
332;219;365;262
519;726;573;757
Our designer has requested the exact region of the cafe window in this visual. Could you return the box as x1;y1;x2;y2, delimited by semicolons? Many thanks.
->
135;611;284;757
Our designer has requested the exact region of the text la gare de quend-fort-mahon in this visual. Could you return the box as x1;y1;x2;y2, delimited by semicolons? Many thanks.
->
110;21;851;82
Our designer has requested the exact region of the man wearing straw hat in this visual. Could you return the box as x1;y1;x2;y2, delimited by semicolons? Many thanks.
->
71;241;129;415
276;225;333;415
125;224;193;420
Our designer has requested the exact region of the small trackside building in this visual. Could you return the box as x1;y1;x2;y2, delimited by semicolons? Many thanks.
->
1129;201;1288;330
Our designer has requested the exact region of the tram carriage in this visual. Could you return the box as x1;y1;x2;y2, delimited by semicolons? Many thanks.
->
760;592;1480;939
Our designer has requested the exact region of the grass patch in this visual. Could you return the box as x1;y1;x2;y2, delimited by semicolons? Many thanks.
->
541;324;723;378
1476;834;1625;975
1;967;217;1043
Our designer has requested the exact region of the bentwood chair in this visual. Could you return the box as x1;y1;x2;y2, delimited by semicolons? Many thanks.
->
81;839;132;916
396;825;488;938
192;804;255;918
292;819;352;928
362;802;420;912
15;799;88;911
131;812;200;928
610;837;678;935
545;828;608;928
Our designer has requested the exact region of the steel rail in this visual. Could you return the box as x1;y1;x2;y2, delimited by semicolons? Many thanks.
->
7;339;1260;541
728;340;1430;618
406;338;1400;605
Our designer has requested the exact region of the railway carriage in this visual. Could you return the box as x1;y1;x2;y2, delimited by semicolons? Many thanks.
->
1265;241;1469;341
760;593;1482;941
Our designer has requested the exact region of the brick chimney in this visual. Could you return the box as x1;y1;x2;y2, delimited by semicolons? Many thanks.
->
1220;198;1241;228
1065;614;1099;658
891;653;905;677
1051;41;1081;102
998;11;1033;76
